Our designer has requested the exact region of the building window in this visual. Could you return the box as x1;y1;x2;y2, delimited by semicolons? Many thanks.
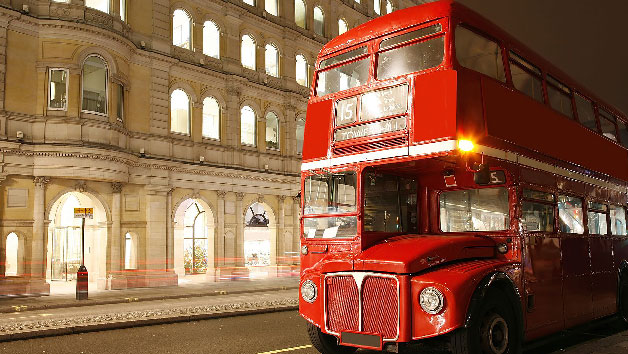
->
120;0;126;21
266;0;278;16
203;21;220;59
241;106;257;146
85;0;109;13
295;0;306;28
48;68;68;110
295;54;308;86
184;202;208;274
173;9;192;49
116;84;124;122
385;0;393;14
241;35;257;70
202;96;220;140
266;112;279;150
5;233;18;276
338;18;348;35
265;44;279;77
296;118;305;155
243;0;255;6
124;233;136;269
374;0;381;15
82;55;108;115
314;7;325;36
170;89;190;135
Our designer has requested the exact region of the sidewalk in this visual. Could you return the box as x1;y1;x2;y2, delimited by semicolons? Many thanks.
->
0;277;299;342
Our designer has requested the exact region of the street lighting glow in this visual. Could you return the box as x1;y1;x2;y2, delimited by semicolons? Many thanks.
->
458;139;474;152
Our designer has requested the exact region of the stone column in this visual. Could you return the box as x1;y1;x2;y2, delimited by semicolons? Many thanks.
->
110;182;122;276
235;192;245;267
0;174;6;277
216;191;226;267
144;185;177;286
31;176;49;279
277;195;286;264
166;188;174;271
292;196;301;264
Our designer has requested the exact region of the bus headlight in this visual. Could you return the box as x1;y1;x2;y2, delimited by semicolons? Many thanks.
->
301;280;318;303
419;287;444;314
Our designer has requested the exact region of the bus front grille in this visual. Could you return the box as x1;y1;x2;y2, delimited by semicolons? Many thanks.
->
362;276;399;339
326;275;359;333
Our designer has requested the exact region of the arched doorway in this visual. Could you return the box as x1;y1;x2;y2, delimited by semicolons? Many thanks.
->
46;191;108;294
173;198;215;283
5;232;19;276
244;202;277;279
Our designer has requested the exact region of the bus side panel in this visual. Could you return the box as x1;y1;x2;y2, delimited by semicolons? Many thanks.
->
481;79;628;182
303;99;333;161
411;70;457;144
456;69;487;141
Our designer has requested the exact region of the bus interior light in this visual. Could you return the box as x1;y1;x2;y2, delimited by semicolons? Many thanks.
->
458;139;474;152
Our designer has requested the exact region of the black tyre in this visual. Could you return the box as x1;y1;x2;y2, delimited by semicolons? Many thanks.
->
620;278;628;323
307;322;357;354
449;288;522;354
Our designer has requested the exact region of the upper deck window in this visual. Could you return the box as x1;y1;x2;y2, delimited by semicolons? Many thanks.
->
616;119;628;148
599;108;618;141
316;47;369;96
574;93;597;131
377;24;444;80
547;75;574;119
455;26;505;82
509;52;544;103
439;187;510;232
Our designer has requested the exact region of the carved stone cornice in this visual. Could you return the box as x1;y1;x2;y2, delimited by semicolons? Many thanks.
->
33;176;50;189
235;192;245;201
111;182;123;194
216;190;227;199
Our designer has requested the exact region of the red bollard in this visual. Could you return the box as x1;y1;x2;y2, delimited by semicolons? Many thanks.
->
76;265;88;300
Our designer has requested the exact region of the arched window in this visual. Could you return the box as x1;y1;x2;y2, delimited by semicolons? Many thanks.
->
338;18;348;35
202;96;220;140
82;55;108;114
241;35;256;70
265;0;278;16
265;44;279;77
241;106;257;146
85;0;109;13
171;89;190;135
313;7;325;36
203;21;220;59
295;0;306;28
173;9;192;49
295;54;308;87
120;0;126;21
5;233;18;276
184;202;208;274
374;0;381;15
296;118;305;155
385;0;393;14
124;233;136;270
265;112;279;150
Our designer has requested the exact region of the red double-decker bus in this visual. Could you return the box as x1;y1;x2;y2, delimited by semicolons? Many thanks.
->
298;1;628;353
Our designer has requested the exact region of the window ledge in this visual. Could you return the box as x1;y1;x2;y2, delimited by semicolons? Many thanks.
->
81;111;109;122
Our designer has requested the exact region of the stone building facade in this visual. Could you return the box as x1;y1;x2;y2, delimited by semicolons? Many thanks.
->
0;0;423;295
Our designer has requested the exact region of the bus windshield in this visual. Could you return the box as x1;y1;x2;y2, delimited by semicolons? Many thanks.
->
439;187;510;232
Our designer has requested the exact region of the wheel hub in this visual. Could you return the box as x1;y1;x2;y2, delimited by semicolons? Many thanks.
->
480;313;509;354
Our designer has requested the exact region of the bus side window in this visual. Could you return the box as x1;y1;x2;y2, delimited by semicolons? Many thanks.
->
610;205;627;236
599;108;618;142
587;201;608;235
557;195;584;234
509;51;544;104
521;189;555;232
455;26;505;82
616;119;628;149
546;75;574;119
574;93;598;132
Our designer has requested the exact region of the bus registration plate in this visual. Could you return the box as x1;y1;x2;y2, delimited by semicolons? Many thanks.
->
339;332;382;350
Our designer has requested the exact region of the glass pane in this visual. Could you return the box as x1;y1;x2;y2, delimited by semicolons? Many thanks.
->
439;188;510;232
296;55;308;86
588;211;608;235
120;0;126;21
316;57;369;96
241;106;256;146
558;195;584;234
184;238;194;274
547;82;573;118
49;69;68;110
320;47;367;69
173;9;191;49
334;116;406;141
363;173;417;232
202;97;220;140
611;206;627;236
522;201;554;232
5;233;18;276
377;36;444;80
295;0;306;28
193;239;208;273
170;89;190;134
265;0;278;16
523;189;554;202
599;109;617;141
85;0;109;13
244;0;255;5
574;93;597;131
304;172;357;214
360;84;408;122
203;21;220;59
241;35;256;69
303;216;358;238
82;56;108;114
374;0;381;15
381;24;442;50
265;44;279;77
314;7;324;36
296;119;305;155
385;0;393;14
510;63;543;103
265;112;279;149
617;120;628;148
455;26;505;82
338;19;348;35
588;201;607;212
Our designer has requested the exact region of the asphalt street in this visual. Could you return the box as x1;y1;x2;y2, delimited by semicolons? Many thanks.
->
0;310;626;354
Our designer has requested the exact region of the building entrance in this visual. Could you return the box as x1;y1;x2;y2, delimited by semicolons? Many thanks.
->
50;227;82;281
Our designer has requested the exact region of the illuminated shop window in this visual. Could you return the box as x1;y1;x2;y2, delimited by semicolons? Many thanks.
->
241;106;257;146
265;44;279;77
85;0;109;13
184;202;208;274
202;97;221;140
170;89;190;135
338;18;348;35
82;56;108;114
265;112;279;150
203;21;220;59
241;35;257;70
295;0;306;28
5;233;18;276
124;233;136;269
173;9;192;49
295;54;308;86
49;68;68;110
313;7;325;36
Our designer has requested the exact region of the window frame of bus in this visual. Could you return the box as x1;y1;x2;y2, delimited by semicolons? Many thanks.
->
574;92;599;133
374;18;447;81
610;205;628;236
508;50;545;104
520;188;555;233
616;116;628;148
598;107;619;142
314;46;371;97
453;24;507;83
557;194;585;234
586;200;609;236
546;74;575;120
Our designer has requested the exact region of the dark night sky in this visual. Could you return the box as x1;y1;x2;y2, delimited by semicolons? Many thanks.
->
452;0;628;115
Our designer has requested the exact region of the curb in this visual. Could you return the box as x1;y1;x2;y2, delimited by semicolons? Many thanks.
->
0;285;299;314
0;304;299;343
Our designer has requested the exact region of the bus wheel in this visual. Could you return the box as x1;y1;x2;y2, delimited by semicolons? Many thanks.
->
306;322;357;354
620;278;628;323
450;289;521;354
